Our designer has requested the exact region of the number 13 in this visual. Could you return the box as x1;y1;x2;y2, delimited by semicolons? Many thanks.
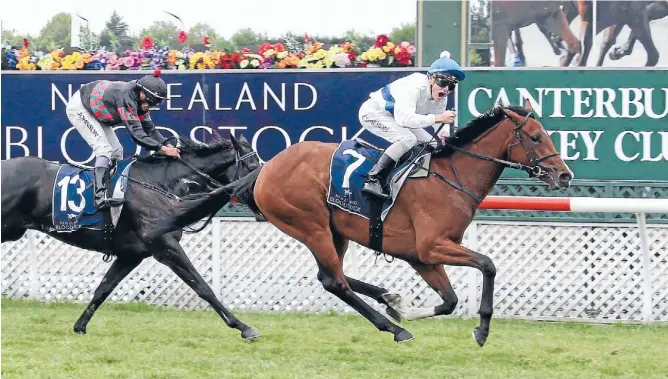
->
57;175;86;213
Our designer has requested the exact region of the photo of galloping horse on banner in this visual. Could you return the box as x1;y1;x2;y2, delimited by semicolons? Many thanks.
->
148;97;574;347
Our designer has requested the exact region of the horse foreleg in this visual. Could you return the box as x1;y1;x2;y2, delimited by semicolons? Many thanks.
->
382;263;459;322
630;10;660;66
492;24;510;66
151;234;260;340
74;254;145;334
598;25;624;65
419;238;496;347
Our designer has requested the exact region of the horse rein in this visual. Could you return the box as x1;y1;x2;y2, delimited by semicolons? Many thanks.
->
400;111;560;203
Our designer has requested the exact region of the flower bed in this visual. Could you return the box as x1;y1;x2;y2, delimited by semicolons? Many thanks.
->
2;34;416;71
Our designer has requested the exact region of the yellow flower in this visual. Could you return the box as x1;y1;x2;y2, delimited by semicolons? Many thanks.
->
17;56;36;70
382;46;391;53
361;52;369;61
263;49;275;58
250;59;260;67
240;59;249;68
313;49;327;60
277;51;288;59
395;47;401;54
386;42;395;50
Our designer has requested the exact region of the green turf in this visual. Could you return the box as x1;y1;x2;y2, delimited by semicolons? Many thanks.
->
2;298;667;379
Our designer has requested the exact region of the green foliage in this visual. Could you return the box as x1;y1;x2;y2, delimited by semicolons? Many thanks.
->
99;11;135;52
34;12;72;51
389;22;416;44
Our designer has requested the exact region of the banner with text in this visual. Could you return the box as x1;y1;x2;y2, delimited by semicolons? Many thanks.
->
2;69;667;181
460;69;668;181
1;69;456;165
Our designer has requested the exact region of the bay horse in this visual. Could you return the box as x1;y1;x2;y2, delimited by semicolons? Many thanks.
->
1;134;262;340
148;100;573;347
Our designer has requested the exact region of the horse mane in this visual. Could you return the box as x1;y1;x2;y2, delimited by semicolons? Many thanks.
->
177;136;234;155
434;105;533;157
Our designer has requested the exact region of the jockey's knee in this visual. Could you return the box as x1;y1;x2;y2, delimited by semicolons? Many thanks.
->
93;143;113;159
111;147;124;161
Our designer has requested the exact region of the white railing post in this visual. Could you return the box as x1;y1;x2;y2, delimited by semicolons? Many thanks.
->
27;231;39;299
636;212;653;322
212;219;221;298
467;221;479;318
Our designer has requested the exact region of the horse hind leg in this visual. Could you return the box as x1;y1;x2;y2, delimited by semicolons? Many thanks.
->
331;230;403;323
74;254;145;334
151;233;260;340
298;226;411;342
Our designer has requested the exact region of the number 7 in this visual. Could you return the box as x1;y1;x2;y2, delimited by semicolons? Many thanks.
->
342;149;366;189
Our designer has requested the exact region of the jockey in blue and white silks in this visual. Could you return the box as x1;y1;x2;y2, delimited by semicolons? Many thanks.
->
359;51;466;199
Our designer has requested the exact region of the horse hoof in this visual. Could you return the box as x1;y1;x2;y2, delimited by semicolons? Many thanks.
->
241;327;261;341
73;327;87;335
394;329;414;343
608;47;624;61
472;327;488;347
386;306;402;323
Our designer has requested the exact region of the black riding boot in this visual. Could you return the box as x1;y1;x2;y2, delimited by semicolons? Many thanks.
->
93;166;125;210
362;153;396;199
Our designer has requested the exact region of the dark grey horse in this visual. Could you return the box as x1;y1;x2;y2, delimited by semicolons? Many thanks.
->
1;134;262;340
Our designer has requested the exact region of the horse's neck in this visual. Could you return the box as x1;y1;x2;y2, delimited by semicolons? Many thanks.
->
168;150;232;183
434;122;514;202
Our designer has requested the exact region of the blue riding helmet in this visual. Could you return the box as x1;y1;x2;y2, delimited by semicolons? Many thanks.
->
427;51;466;81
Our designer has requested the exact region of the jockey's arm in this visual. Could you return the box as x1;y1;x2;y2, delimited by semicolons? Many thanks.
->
138;112;167;147
393;87;437;129
117;98;163;151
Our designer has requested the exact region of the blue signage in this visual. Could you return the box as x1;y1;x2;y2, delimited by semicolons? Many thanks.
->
1;69;456;164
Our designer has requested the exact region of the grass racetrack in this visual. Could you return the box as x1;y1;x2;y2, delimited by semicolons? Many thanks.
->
2;298;667;379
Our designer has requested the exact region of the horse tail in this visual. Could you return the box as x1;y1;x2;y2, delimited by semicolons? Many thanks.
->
224;166;262;215
144;167;263;241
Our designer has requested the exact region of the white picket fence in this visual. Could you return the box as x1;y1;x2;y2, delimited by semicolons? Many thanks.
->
2;218;667;323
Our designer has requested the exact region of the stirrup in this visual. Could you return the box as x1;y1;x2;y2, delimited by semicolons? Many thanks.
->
363;181;390;199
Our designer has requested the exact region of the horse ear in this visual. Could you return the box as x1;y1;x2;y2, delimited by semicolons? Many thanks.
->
229;133;240;149
239;133;248;143
496;98;505;108
524;98;533;112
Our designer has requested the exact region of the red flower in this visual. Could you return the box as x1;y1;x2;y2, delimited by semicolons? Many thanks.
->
178;30;188;44
273;43;286;52
23;38;29;49
230;52;240;63
203;36;211;46
141;36;154;50
240;48;251;54
258;42;273;56
375;34;389;47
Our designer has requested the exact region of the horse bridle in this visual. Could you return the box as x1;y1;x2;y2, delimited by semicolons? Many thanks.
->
175;149;258;189
445;111;558;179
402;111;560;203
506;112;560;178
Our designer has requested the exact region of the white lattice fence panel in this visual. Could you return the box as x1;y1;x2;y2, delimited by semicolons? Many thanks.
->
2;221;667;323
648;227;668;320
474;222;668;322
217;221;349;313
1;237;32;298
214;221;476;315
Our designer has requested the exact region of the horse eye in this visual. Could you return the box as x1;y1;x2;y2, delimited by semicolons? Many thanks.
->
530;135;541;143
